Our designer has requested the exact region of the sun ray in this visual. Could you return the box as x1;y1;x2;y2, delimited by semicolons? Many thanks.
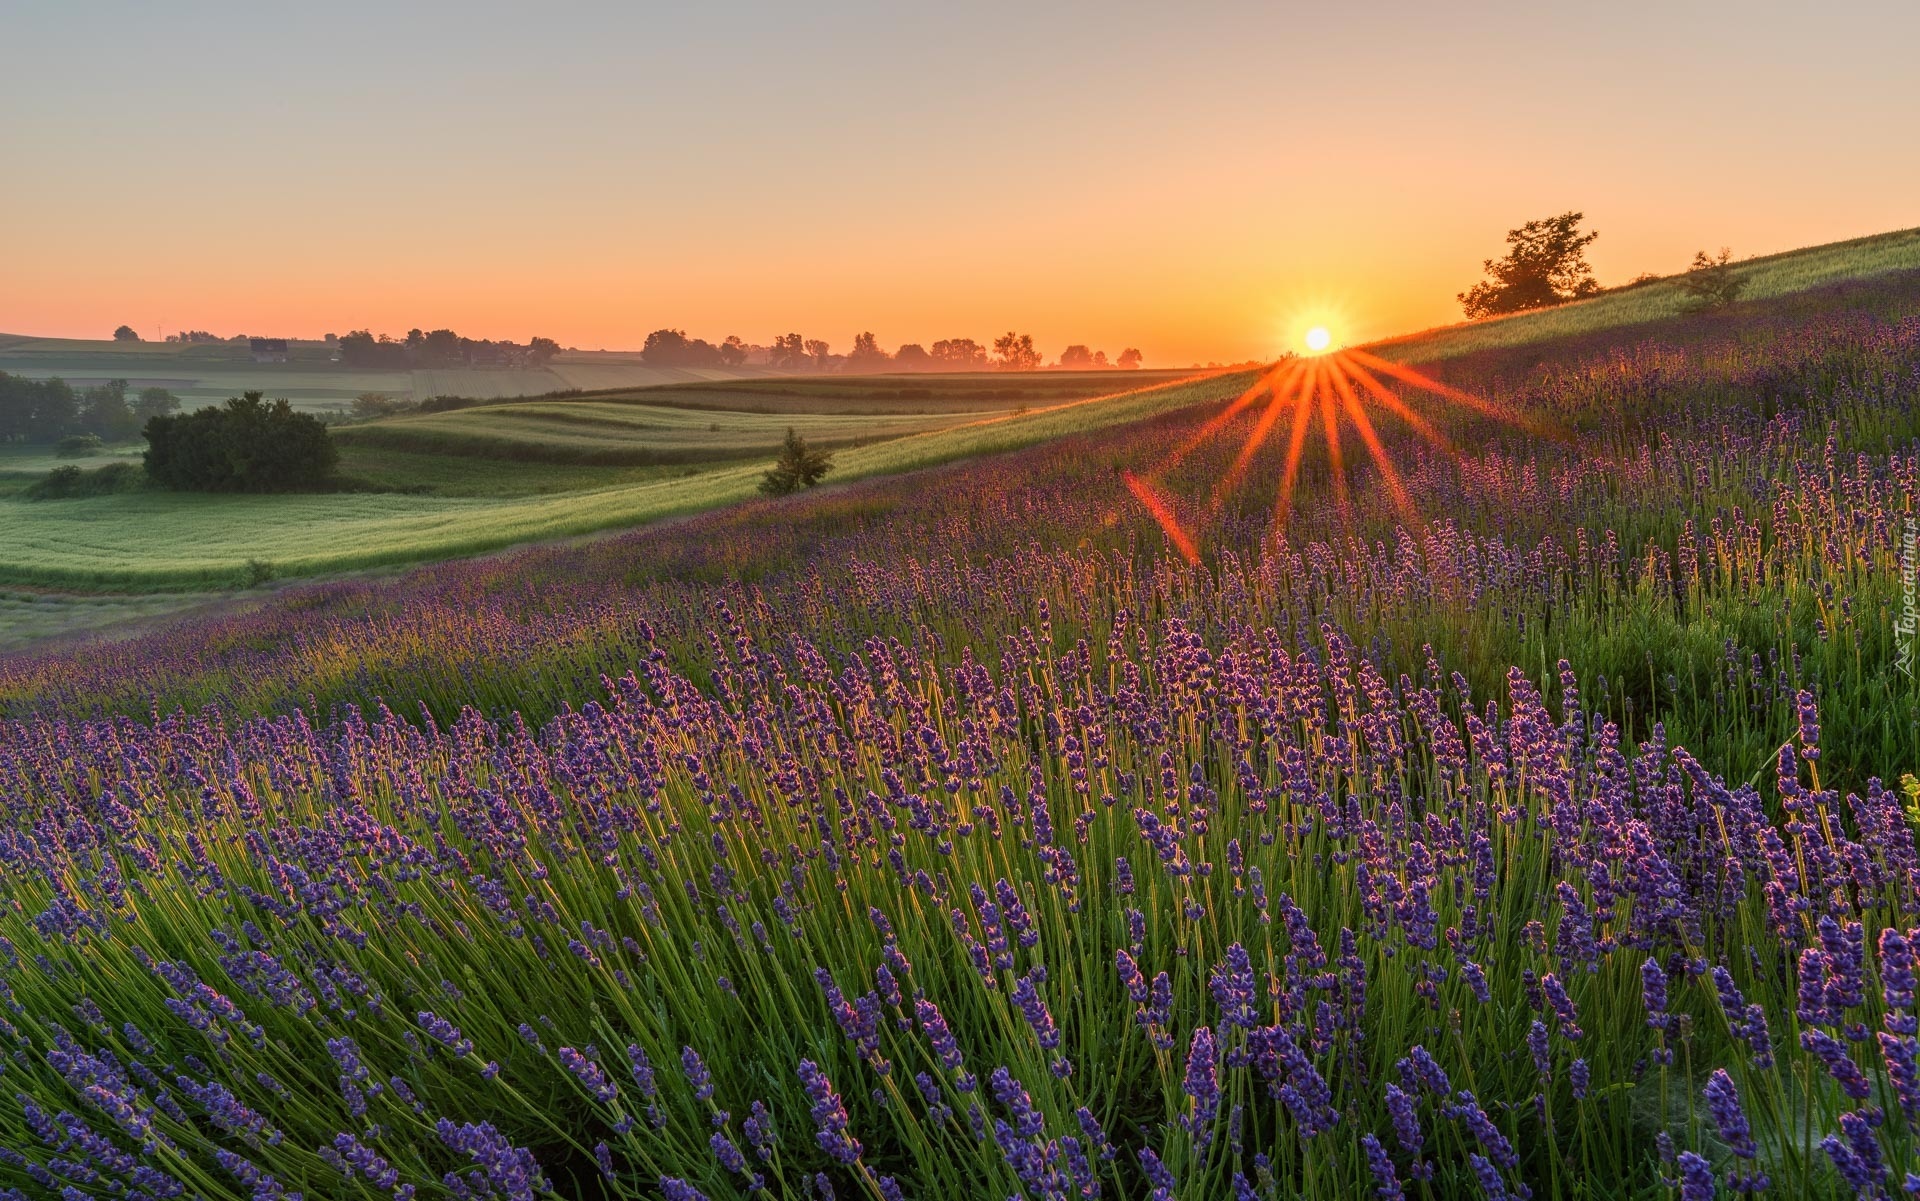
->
1338;354;1461;458
1327;362;1416;522
1344;347;1565;441
1273;359;1322;533
1163;357;1303;473
1120;471;1201;565
1210;366;1303;511
1319;378;1347;512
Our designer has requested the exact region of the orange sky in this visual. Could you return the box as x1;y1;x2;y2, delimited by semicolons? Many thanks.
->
5;3;1917;365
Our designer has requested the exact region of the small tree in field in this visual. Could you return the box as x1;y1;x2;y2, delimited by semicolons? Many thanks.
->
1677;247;1747;311
759;428;834;496
1459;212;1601;318
113;324;140;342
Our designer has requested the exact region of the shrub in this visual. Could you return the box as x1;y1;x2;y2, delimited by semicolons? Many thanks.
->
25;461;144;499
758;428;834;496
143;392;339;492
53;433;104;458
1678;247;1748;311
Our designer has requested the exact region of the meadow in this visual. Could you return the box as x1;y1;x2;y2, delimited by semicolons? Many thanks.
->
0;263;1917;1200
0;372;1223;591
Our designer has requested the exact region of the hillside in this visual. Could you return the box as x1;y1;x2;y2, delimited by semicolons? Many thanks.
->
2;227;1917;1201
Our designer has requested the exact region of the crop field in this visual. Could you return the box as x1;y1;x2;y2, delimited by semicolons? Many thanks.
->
0;259;1917;1201
0;372;1237;589
330;400;1022;465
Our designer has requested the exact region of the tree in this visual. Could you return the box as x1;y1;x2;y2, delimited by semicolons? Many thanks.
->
770;333;808;370
717;336;748;367
1677;248;1747;311
758;428;834;495
804;339;833;370
143;392;338;492
525;336;561;365
930;339;988;370
846;331;890;372
351;392;411;419
1058;345;1097;369
893;343;931;371
79;379;140;442
993;332;1041;372
133;387;180;423
113;324;140;342
1117;348;1143;370
1458;211;1601;318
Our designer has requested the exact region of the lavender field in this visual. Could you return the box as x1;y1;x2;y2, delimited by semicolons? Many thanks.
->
2;273;1919;1200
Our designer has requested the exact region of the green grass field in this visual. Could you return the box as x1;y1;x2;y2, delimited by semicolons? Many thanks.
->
330;399;1018;465
0;371;1230;590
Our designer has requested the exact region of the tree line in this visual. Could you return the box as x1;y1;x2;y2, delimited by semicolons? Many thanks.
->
639;329;1143;373
336;329;561;369
0;374;181;444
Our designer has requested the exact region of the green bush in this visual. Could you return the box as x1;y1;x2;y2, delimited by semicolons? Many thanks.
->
143;392;339;492
53;433;104;458
25;461;144;499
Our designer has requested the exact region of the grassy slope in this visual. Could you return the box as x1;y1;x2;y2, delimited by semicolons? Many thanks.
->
1372;225;1920;362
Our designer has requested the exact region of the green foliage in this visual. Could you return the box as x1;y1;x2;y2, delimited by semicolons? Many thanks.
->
143;392;339;493
1459;210;1602;318
53;434;103;458
0;372;79;443
24;461;143;499
1678;247;1749;311
758;427;834;495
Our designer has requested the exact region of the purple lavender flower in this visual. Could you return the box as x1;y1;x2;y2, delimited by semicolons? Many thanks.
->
1677;1151;1715;1201
682;1046;714;1102
1362;1133;1404;1200
1703;1070;1756;1159
1184;1026;1220;1142
797;1059;861;1164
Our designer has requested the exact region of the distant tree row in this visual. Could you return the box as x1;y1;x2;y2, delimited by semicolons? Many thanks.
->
336;329;561;369
638;329;1143;373
0;374;180;444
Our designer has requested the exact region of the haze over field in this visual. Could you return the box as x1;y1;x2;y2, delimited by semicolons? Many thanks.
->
6;1;1919;362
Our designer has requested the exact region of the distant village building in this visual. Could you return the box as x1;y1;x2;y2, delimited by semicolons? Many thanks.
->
250;337;290;364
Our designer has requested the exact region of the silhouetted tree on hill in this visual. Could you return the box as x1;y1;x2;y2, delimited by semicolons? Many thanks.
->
1678;248;1748;311
1459;212;1601;318
113;325;140;342
1117;348;1143;369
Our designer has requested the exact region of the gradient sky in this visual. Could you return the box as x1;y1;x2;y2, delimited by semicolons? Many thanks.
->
4;1;1917;364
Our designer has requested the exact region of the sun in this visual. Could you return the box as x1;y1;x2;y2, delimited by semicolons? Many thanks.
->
1304;326;1332;354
